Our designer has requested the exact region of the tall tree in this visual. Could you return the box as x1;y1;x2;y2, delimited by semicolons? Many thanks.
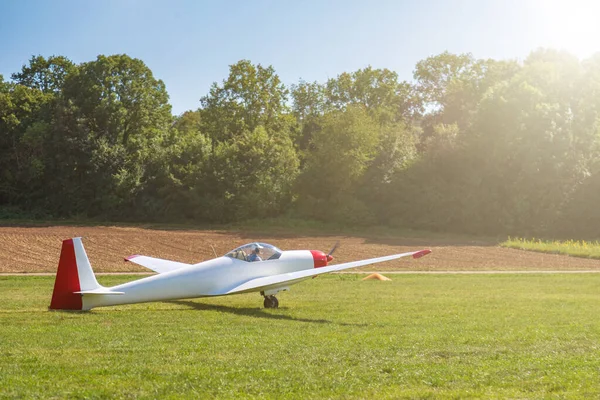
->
415;52;519;139
11;55;75;93
291;80;327;123
47;54;172;216
292;67;418;153
295;105;381;222
61;54;171;148
414;52;477;106
551;52;600;236
174;61;301;221
394;50;588;234
324;66;417;121
200;60;290;142
0;74;7;92
136;110;213;220
0;82;52;209
290;80;328;151
207;125;300;221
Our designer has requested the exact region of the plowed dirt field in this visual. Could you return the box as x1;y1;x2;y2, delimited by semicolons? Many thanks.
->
1;225;600;273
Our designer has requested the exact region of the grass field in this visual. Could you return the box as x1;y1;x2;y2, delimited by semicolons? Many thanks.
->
502;237;600;260
1;274;599;398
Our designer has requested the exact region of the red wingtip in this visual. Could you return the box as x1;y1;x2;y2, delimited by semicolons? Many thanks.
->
412;249;432;259
124;255;140;262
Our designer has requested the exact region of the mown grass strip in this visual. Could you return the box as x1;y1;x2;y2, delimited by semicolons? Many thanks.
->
501;236;600;259
1;274;599;398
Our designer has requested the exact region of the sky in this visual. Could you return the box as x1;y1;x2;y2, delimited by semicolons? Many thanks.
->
1;0;599;114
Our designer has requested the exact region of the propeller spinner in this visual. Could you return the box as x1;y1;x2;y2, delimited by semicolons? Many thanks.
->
310;241;340;268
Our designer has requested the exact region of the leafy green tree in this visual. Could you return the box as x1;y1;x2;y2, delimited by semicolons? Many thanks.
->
384;49;597;235
292;68;418;155
468;50;585;232
414;52;477;106
414;50;589;233
137;111;213;220
193;60;300;221
415;52;519;143
0;82;52;211
47;54;172;217
357;121;418;222
0;56;75;215
200;60;290;142
324;67;418;122
3;50;600;237
291;80;327;122
62;54;171;148
11;55;74;93
206;125;300;221
552;53;600;237
296;105;381;223
0;74;8;92
290;80;328;151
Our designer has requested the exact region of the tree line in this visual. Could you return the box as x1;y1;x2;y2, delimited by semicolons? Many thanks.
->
1;50;599;237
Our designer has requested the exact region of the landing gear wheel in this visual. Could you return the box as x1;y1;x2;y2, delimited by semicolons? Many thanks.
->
263;296;274;308
263;295;279;309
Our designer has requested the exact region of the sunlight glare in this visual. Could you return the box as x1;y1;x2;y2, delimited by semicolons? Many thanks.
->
530;0;600;59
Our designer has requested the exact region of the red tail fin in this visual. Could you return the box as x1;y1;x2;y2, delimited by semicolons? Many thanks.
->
49;239;83;310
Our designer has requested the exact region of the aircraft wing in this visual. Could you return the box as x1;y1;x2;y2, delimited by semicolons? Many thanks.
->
124;255;191;274
219;249;431;295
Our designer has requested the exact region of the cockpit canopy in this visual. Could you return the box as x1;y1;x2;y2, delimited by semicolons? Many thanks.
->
224;243;283;262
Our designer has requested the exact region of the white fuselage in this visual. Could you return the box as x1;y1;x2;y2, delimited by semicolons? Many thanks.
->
82;250;314;310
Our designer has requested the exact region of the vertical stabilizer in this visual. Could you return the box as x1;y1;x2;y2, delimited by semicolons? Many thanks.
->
49;237;100;310
72;237;100;291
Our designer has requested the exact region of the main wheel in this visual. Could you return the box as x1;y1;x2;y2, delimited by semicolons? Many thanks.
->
263;295;279;309
263;296;275;308
270;295;279;309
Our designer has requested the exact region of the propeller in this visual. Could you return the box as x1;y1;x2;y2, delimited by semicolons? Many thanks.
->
312;241;340;278
326;241;340;262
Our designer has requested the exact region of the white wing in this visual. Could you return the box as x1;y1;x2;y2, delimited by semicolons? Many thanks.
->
124;255;191;274
217;249;431;295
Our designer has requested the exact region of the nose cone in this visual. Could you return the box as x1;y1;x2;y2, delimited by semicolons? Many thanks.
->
326;254;334;263
310;250;329;268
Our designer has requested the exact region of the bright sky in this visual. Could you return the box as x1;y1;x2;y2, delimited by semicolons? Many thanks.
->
1;0;598;114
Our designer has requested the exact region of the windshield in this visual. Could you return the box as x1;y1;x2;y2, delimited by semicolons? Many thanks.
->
224;242;282;262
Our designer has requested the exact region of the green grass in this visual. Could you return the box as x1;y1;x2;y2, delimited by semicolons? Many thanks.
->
502;237;600;259
1;274;599;399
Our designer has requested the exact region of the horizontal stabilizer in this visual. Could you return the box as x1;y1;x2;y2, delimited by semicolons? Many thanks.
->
124;255;190;274
75;288;124;295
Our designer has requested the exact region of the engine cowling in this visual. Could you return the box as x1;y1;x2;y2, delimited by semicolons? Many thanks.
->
310;250;333;268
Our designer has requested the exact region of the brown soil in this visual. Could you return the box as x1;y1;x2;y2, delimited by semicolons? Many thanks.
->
1;225;600;273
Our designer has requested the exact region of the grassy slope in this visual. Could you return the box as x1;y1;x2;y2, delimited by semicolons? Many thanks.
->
1;274;599;398
502;237;600;259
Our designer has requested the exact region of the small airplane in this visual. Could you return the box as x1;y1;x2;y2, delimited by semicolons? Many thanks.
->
49;238;431;311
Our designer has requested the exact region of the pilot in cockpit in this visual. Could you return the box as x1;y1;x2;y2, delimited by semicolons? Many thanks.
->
247;244;263;262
